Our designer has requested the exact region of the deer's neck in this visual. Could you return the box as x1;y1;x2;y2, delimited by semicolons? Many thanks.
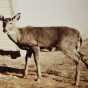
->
7;27;20;43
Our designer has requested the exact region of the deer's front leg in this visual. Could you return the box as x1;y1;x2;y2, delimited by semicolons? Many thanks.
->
20;50;28;77
33;46;41;81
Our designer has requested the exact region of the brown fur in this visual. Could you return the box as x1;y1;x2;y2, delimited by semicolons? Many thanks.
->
18;26;80;49
7;25;82;86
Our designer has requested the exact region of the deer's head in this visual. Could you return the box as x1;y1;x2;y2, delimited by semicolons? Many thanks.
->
0;13;21;33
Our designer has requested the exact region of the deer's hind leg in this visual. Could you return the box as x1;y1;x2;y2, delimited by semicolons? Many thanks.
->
56;46;81;86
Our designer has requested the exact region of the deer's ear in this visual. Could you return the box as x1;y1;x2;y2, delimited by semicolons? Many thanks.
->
12;13;21;21
0;15;4;21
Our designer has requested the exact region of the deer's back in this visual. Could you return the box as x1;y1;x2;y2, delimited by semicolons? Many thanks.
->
18;26;80;49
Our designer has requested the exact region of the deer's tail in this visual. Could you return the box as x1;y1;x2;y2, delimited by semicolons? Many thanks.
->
78;35;88;69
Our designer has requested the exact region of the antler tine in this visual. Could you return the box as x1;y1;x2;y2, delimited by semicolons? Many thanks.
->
12;12;21;20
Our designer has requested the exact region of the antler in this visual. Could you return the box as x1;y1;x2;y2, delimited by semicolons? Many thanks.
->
12;13;21;20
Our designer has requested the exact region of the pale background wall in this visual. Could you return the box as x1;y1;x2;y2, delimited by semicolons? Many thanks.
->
16;0;88;39
0;0;18;50
0;0;11;16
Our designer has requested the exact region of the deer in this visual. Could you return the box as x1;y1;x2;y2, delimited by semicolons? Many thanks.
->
0;13;87;86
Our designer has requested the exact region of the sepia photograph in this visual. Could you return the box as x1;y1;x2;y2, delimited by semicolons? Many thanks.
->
0;0;88;88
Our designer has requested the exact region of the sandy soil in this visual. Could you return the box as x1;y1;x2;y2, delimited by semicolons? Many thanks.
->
0;40;87;88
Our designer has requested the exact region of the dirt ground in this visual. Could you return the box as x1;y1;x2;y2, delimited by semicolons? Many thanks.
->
0;40;88;88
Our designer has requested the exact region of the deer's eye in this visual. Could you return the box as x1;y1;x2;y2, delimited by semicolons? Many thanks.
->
9;23;12;24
